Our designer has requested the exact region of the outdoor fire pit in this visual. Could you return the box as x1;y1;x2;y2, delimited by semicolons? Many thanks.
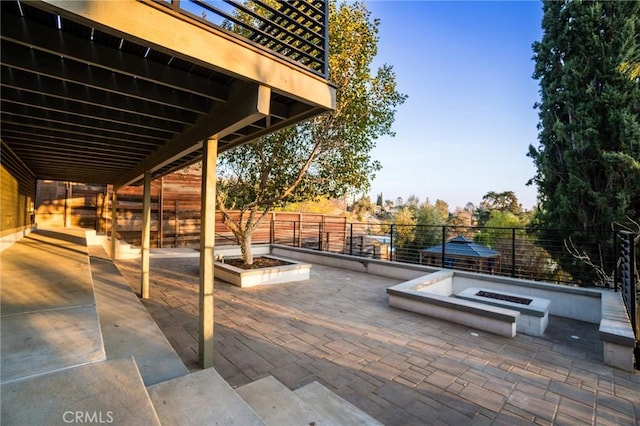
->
456;287;550;336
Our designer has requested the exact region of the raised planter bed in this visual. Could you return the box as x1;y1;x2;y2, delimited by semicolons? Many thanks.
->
215;256;311;288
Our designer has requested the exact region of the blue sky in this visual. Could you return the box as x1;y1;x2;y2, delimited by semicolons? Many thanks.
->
365;1;544;211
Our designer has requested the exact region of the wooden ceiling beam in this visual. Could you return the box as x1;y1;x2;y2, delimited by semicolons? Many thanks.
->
1;118;164;147
0;42;210;114
1;89;184;134
1;15;229;102
2;107;175;140
1;67;195;125
4;135;154;156
114;83;271;189
1;126;158;151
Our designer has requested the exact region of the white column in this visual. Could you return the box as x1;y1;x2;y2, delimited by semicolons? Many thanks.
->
141;172;151;299
110;188;117;260
199;138;217;368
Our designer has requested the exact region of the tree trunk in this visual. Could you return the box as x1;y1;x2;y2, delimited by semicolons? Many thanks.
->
239;231;253;265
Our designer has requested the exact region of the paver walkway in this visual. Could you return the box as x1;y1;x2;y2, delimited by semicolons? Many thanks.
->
116;255;640;425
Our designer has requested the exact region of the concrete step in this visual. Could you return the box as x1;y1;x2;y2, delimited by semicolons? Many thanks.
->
89;251;189;386
1;229;106;383
1;357;160;426
236;376;330;426
86;230;140;260
294;381;383;425
147;368;264;426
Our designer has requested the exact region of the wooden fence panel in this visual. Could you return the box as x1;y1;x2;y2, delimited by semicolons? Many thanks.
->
34;168;350;250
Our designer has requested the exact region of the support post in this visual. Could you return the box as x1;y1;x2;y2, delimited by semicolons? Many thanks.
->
199;138;218;369
349;223;353;256
158;176;164;248
64;182;72;228
110;188;117;260
141;172;151;299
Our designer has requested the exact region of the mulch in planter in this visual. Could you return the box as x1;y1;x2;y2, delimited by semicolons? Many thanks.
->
224;257;292;270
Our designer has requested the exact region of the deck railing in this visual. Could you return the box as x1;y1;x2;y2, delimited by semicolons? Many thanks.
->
619;230;638;336
270;220;629;288
154;0;328;77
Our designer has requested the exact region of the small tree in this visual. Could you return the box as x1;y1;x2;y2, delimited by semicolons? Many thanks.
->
217;0;407;264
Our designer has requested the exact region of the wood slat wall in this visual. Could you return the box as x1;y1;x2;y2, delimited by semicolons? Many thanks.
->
34;166;348;249
1;141;36;236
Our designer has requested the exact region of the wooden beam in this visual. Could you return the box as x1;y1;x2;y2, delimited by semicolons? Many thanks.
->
140;172;151;299
1;117;164;147
114;83;271;189
1;68;195;125
37;0;335;110
0;15;228;102
199;137;217;369
2;107;173;141
110;189;117;260
1;99;179;137
1;89;184;134
1;42;209;114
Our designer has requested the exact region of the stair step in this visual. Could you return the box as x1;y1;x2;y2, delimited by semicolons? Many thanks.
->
294;381;383;425
1;229;106;383
90;253;188;386
1;358;160;425
236;376;329;426
147;367;264;426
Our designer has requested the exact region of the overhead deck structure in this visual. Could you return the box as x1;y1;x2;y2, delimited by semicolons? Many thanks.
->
1;0;335;367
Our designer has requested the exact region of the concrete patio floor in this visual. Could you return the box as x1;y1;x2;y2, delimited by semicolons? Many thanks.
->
116;253;640;425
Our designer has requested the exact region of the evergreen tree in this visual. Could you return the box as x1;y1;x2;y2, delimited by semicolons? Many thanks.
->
529;0;640;285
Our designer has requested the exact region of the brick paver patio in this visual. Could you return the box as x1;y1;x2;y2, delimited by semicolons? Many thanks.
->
116;255;639;425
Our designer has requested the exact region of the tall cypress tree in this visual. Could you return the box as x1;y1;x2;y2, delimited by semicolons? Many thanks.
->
529;0;640;285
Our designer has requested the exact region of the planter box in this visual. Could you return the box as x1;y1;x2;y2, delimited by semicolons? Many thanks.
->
215;256;311;288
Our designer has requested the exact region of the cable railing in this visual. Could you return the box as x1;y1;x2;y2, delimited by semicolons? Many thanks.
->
270;220;623;288
154;0;328;77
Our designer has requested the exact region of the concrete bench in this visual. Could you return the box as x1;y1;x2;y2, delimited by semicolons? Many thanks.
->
599;291;636;372
456;287;550;337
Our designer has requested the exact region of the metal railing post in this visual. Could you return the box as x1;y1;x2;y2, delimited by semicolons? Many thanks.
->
270;218;275;244
441;226;446;268
318;222;323;251
349;223;353;255
293;221;296;247
390;224;394;262
322;0;329;77
611;230;616;290
511;228;516;278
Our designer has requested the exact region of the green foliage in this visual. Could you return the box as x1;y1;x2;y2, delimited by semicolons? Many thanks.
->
413;201;447;250
474;211;523;247
217;0;407;263
392;207;416;251
276;196;343;214
351;196;374;221
477;191;521;226
529;0;640;283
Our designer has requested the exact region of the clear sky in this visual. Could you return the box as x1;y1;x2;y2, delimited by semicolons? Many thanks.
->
365;0;544;211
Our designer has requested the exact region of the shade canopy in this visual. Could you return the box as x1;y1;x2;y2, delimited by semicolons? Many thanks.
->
420;236;500;258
